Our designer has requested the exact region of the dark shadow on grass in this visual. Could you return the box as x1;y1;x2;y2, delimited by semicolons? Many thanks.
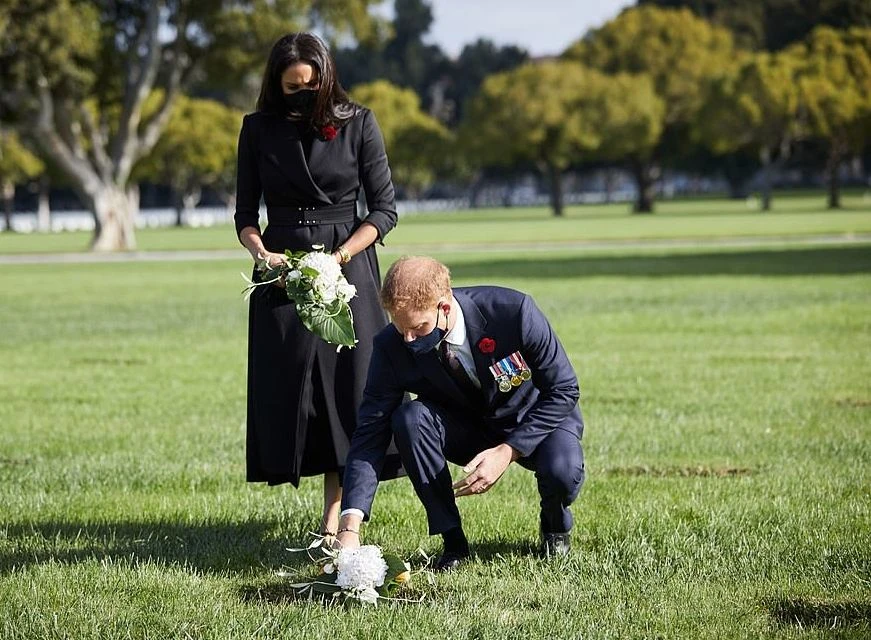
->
0;520;316;576
472;537;537;561
767;597;871;630
447;246;871;280
239;581;337;606
239;580;430;607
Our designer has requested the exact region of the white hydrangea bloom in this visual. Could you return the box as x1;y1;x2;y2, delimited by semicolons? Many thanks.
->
299;250;349;304
356;586;380;604
334;545;388;591
313;274;338;302
337;282;357;302
299;251;342;281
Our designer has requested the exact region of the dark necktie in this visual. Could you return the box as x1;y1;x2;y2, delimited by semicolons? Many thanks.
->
439;341;479;398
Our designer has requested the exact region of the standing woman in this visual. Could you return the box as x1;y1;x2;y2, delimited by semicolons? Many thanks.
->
235;33;401;536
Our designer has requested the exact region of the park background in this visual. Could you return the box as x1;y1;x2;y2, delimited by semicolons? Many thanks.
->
1;1;870;638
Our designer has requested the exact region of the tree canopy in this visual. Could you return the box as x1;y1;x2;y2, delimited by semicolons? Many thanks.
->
350;80;453;197
461;60;663;216
788;26;871;207
134;95;243;222
565;6;735;211
695;50;802;208
639;0;871;51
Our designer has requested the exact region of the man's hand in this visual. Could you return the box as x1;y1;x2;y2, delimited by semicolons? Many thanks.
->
335;512;363;550
453;443;520;497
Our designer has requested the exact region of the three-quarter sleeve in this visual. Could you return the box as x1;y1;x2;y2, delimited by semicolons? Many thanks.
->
358;109;398;243
234;114;262;240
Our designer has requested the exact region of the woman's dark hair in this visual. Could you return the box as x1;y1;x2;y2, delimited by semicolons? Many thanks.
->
256;32;356;126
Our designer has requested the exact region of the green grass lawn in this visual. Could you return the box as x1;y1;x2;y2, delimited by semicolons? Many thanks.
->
0;192;869;255
0;215;869;636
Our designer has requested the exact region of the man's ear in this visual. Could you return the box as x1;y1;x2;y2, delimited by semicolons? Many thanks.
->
439;297;452;317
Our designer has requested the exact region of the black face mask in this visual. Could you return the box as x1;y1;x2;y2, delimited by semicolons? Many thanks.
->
404;305;448;357
283;89;317;114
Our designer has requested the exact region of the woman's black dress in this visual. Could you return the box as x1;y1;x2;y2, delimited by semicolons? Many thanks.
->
235;107;402;486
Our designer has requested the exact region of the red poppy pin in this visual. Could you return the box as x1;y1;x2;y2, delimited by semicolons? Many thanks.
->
477;337;496;354
320;125;338;141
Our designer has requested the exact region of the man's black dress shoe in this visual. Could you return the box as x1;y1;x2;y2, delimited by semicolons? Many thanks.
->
540;531;571;557
433;550;470;572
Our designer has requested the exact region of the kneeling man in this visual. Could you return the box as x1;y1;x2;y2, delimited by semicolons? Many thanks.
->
337;256;585;570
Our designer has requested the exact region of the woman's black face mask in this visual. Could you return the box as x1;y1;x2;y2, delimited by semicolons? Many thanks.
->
283;89;317;114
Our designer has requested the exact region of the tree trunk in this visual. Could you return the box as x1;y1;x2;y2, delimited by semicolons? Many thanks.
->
630;160;657;214
2;181;14;232
546;163;564;217
759;146;772;211
603;168;616;204
223;194;237;223
37;175;51;232
174;192;185;228
89;184;139;251
175;185;201;227
216;189;236;225
827;144;842;210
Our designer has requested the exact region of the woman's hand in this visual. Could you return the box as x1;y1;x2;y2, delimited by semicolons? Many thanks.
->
256;251;287;269
255;251;288;288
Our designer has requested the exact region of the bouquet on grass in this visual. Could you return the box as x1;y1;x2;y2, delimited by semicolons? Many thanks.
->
280;536;422;606
242;244;357;349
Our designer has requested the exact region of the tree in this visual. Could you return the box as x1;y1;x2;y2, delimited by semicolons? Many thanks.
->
335;0;452;118
639;0;871;51
0;0;381;251
461;61;664;216
0;129;45;232
134;96;243;226
788;26;871;208
696;50;802;210
350;81;453;198
565;6;736;212
445;39;528;125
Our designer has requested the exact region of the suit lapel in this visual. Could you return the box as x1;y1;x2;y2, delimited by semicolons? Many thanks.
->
416;350;471;406
454;291;498;405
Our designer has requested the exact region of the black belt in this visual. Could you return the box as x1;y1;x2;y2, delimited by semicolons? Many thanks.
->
266;201;357;226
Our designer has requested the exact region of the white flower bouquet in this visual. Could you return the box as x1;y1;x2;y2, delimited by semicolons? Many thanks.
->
242;245;357;349
281;536;419;606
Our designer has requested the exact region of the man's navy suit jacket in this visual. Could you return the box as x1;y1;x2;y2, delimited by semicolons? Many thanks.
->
342;285;584;517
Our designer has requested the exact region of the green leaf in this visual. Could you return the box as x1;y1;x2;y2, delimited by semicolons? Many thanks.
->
297;303;356;347
284;281;308;300
378;553;411;595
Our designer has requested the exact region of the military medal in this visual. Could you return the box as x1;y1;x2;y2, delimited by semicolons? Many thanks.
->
503;357;522;387
490;351;533;392
509;352;533;381
489;361;512;392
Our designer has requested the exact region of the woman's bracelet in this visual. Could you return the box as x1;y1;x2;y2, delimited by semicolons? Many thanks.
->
336;245;352;265
337;527;360;535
